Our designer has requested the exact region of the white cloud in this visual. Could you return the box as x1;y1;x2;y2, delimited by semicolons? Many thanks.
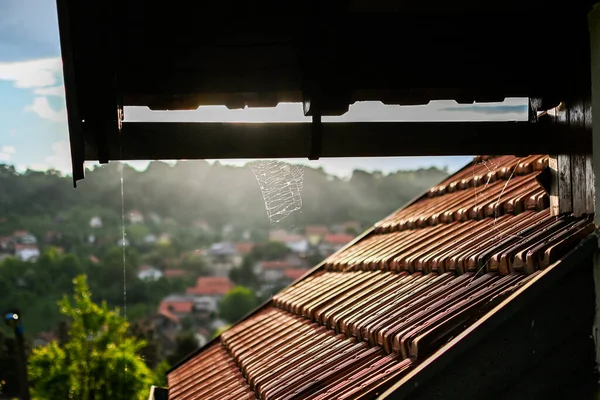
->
0;58;67;122
2;145;16;154
0;145;16;162
0;58;62;89
44;141;71;173
28;163;50;171
33;85;65;97
15;142;71;174
25;97;66;123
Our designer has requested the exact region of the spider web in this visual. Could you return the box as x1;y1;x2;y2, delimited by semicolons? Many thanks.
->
249;160;304;223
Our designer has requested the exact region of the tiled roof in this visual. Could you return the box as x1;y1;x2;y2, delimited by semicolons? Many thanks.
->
168;155;594;400
186;276;234;296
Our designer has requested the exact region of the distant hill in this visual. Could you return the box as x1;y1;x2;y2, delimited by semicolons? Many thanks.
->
0;160;450;237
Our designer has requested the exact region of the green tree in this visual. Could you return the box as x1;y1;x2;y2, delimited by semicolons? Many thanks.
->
218;286;258;323
167;331;199;366
153;360;171;387
229;255;259;289
178;252;208;275
252;241;290;261
211;324;231;339
126;224;150;246
28;275;154;400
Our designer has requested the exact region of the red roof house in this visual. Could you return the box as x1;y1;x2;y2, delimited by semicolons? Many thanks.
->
234;242;255;255
323;233;354;245
284;268;310;281
186;276;234;296
164;269;188;279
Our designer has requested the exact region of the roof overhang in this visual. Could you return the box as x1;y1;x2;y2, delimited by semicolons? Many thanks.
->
56;0;596;184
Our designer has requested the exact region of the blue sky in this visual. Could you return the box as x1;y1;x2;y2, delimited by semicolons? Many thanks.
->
0;0;528;177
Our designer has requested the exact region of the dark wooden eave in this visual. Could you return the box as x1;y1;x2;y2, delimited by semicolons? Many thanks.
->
56;0;596;184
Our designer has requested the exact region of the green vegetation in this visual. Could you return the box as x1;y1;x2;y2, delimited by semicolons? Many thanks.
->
0;247;186;336
28;275;155;400
0;161;447;235
218;286;258;323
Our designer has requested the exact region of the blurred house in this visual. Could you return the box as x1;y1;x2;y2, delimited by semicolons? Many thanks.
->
128;209;145;224
331;221;361;234
186;276;235;306
234;242;254;256
195;328;211;348
144;233;157;244
319;233;354;257
259;260;293;284
89;216;103;228
14;230;37;244
269;230;309;254
157;233;171;245
305;225;329;246
206;242;242;276
137;265;163;281
163;269;188;279
15;243;40;261
283;268;310;283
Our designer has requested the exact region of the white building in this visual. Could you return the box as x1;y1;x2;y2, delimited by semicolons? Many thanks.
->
89;216;103;228
15;245;40;262
137;266;163;281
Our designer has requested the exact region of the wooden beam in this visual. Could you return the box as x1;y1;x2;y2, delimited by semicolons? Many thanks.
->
83;121;592;161
590;4;600;227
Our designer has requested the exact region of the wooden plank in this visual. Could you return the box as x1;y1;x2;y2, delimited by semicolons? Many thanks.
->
56;0;85;185
584;99;595;214
558;155;573;214
590;5;600;228
86;121;592;161
571;154;588;216
556;103;573;215
569;99;588;216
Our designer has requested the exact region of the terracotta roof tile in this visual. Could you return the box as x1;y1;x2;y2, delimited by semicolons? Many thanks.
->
168;155;594;400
